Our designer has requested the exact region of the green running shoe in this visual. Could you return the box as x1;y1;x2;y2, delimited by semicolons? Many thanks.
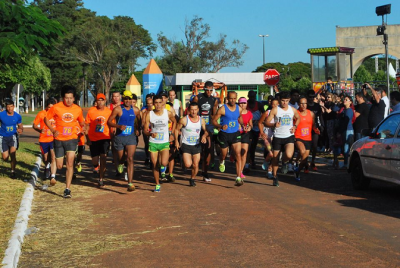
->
219;161;225;173
118;164;124;174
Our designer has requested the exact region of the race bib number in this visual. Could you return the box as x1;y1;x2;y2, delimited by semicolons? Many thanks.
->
6;126;14;133
281;117;291;126
186;136;199;144
95;124;104;133
228;121;236;128
154;132;164;141
201;115;210;125
46;129;53;136
122;126;132;135
301;128;310;136
62;127;72;136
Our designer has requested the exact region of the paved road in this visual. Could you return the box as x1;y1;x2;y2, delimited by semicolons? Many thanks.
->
18;127;400;267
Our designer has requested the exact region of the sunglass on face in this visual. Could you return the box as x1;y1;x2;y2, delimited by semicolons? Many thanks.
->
204;89;212;92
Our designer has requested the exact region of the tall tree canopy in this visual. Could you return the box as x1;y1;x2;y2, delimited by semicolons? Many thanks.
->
157;16;248;75
0;0;64;66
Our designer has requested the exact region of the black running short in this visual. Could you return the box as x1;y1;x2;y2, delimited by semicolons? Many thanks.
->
54;139;78;158
218;131;241;149
272;136;295;151
181;143;201;155
90;139;111;157
240;132;251;144
296;138;312;151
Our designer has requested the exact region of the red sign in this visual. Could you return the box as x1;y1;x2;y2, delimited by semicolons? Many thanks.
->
264;69;280;86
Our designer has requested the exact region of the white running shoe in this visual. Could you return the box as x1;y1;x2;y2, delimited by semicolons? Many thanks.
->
124;172;128;181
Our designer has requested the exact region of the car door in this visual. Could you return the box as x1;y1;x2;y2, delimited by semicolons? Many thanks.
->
390;123;400;184
369;114;400;180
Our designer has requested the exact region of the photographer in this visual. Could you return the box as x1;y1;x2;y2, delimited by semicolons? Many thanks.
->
366;83;386;130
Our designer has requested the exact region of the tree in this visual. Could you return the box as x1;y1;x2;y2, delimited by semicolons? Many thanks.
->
157;16;248;74
296;77;312;93
0;0;64;66
70;15;156;98
353;65;372;83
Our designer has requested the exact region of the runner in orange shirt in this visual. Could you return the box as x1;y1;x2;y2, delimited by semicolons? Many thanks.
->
44;86;85;198
33;98;57;181
85;93;112;187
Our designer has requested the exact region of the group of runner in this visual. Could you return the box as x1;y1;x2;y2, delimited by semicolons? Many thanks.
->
1;82;323;198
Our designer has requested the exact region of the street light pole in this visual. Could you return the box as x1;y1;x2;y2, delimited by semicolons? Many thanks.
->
258;34;269;65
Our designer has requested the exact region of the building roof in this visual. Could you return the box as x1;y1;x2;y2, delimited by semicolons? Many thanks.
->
165;73;265;86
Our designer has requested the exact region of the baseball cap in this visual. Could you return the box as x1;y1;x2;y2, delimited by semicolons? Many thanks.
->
160;90;168;97
122;90;133;98
238;97;247;104
96;93;106;100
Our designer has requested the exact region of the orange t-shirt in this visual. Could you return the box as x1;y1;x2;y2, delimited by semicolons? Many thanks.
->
46;102;84;141
85;107;112;141
295;109;313;141
33;110;55;143
76;124;85;146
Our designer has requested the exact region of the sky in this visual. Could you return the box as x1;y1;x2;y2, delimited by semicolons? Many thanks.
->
83;0;400;73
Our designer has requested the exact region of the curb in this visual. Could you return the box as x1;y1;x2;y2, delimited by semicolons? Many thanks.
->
2;155;41;268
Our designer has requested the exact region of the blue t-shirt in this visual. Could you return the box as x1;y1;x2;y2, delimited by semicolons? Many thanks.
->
0;110;22;137
344;108;354;131
221;104;240;133
116;106;136;136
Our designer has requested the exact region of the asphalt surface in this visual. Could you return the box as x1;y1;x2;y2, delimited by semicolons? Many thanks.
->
19;127;400;267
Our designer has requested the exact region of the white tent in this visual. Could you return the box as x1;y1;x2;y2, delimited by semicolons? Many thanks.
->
389;63;396;78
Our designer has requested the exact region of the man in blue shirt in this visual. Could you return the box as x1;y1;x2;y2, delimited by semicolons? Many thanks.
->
0;100;23;178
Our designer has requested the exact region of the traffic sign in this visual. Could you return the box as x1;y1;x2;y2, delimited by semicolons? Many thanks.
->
264;69;280;86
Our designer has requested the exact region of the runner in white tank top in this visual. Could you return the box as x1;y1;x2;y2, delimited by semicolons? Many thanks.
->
265;92;300;186
175;102;208;187
143;95;177;193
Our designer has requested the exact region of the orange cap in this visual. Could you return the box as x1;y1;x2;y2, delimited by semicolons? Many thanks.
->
96;93;106;100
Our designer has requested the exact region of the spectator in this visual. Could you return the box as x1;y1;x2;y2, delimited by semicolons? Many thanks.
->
321;93;339;152
390;91;400;112
380;86;390;118
362;86;372;103
353;92;371;141
289;89;300;109
366;83;386;130
306;90;323;171
321;77;335;94
336;95;354;169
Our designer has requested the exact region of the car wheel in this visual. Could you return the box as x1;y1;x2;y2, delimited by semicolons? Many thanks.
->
351;157;370;190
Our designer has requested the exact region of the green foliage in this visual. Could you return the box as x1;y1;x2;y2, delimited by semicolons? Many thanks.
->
296;77;312;94
0;56;51;95
0;0;64;66
157;16;248;74
353;65;372;83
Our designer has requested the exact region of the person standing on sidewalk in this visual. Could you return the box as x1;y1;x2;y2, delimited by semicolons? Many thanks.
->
85;93;112;187
212;91;244;186
107;90;141;192
265;91;300;187
33;98;57;181
44;86;85;198
0;100;23;178
143;95;177;193
175;102;208;186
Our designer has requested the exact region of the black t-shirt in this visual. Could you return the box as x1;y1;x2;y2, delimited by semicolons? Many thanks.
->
323;102;338;121
308;102;323;127
368;99;385;129
197;93;216;125
353;103;371;133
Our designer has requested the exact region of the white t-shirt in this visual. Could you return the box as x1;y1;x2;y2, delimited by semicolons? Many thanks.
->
382;96;390;118
274;106;294;138
181;115;201;146
149;109;169;144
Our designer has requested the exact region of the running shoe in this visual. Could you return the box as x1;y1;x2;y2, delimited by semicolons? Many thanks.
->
288;163;294;173
118;164;124;174
63;188;72;198
235;177;244;186
294;167;300;181
10;172;16;179
127;183;135;191
189;179;196;187
202;172;211;182
310;164;318;171
210;162;215;169
160;172;168;182
219;161;225;173
50;177;57;186
267;171;273;179
281;162;289;174
154;184;161;193
272;177;279;187
93;166;100;174
76;163;82;172
304;166;309;174
45;167;51;179
240;172;246;179
262;161;268;171
124;172;128;181
98;179;104;187
168;174;176;182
